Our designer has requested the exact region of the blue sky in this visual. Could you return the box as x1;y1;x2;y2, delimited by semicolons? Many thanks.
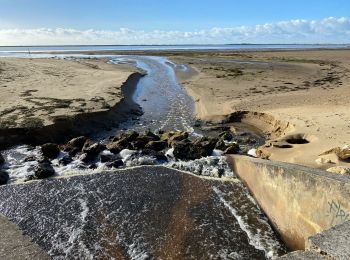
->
0;0;350;45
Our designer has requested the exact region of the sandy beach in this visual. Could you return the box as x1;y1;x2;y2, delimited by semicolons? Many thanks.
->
167;49;350;169
0;58;137;128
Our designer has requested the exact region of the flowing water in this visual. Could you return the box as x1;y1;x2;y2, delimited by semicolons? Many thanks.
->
0;54;288;258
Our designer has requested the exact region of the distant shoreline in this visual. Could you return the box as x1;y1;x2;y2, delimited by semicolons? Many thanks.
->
1;44;350;56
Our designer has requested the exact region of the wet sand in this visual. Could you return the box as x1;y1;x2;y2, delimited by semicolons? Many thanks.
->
166;49;350;169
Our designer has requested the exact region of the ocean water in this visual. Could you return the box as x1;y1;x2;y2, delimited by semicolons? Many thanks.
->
0;43;349;55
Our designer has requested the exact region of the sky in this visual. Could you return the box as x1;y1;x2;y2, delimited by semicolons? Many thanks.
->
0;0;350;45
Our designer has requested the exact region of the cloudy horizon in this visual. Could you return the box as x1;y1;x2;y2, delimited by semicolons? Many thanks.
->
0;17;349;46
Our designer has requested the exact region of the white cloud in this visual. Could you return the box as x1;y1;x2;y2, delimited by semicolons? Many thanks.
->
0;17;349;45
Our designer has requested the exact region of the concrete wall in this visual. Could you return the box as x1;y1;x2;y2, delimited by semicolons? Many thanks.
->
227;155;350;250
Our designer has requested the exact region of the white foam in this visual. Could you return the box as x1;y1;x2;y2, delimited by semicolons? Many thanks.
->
212;149;224;156
167;156;234;178
165;148;174;158
213;187;281;259
120;149;137;161
248;148;257;157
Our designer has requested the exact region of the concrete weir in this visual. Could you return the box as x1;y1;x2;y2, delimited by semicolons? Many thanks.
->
227;155;350;254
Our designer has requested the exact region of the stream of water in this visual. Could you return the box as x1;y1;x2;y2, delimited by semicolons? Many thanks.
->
0;54;287;259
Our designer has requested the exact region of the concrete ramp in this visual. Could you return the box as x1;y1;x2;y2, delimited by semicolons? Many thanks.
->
0;214;50;260
227;155;350;250
0;166;286;259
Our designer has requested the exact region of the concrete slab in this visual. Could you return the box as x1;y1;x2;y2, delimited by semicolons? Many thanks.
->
277;250;326;259
0;214;50;260
307;221;350;259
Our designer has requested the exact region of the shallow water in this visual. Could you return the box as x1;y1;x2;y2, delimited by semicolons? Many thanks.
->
0;54;287;258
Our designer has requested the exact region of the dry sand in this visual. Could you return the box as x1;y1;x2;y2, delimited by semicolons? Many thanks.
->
169;50;350;169
0;58;136;128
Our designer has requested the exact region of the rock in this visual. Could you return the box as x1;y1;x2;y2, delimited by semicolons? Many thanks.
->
141;149;168;161
0;153;5;166
131;138;148;150
224;143;240;154
59;155;73;166
173;141;211;161
34;160;55;179
168;131;189;146
82;141;105;156
327;166;350;175
160;131;175;142
0;170;9;185
105;159;124;168
219;131;234;141
319;146;350;160
215;140;227;151
107;138;132;154
41;143;60;159
315;157;334;165
23;155;37;163
65;136;88;151
80;142;105;163
256;147;271;160
80;153;95;163
100;153;115;163
196;137;218;152
144;129;160;141
145;141;168;151
88;164;98;169
112;130;139;143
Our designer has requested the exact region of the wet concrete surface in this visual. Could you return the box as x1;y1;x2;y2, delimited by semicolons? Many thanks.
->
0;166;286;259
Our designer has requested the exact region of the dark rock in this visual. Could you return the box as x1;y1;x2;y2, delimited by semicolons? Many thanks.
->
65;136;88;151
131;137;148;150
34;161;55;179
168;131;189;146
100;154;115;163
0;170;9;185
80;153;96;163
219;131;234;141
141;149;168;162
130;108;143;116
80;142;105;163
107;138;132;154
194;120;202;127
41;143;60;159
160;131;175;142
89;164;98;169
23;155;37;163
112;130;139;143
82;141;105;156
59;155;73;166
0;153;4;166
195;137;218;152
173;141;211;161
68;147;81;157
145;141;168;151
224;143;240;155
215;140;227;151
157;129;165;135
143;129;160;141
105;159;124;168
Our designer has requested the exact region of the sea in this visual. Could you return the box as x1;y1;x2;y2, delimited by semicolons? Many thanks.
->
0;43;349;55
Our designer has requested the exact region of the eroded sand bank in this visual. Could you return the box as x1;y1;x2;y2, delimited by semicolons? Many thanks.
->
169;49;350;168
0;57;143;147
0;57;137;128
